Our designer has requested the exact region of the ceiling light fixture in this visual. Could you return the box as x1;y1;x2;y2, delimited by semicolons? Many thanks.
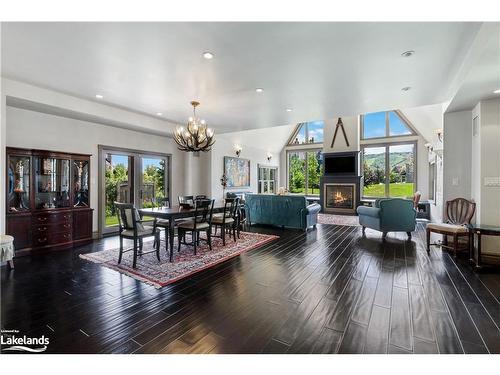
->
174;101;215;152
401;86;412;91
202;51;214;59
401;50;415;57
286;108;293;112
95;94;104;99
494;89;500;94
255;88;264;93
156;112;163;116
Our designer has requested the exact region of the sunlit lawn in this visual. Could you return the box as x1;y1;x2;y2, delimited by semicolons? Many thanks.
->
363;183;414;198
289;187;320;195
105;214;155;227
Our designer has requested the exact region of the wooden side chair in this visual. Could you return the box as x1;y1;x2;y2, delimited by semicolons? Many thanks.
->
177;198;215;254
426;198;476;256
115;202;160;268
152;197;170;251
212;197;239;245
178;195;194;206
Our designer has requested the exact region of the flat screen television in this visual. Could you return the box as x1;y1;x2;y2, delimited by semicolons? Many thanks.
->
324;155;356;175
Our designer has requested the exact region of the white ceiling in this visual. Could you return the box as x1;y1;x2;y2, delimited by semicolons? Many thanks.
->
446;23;500;112
1;22;482;133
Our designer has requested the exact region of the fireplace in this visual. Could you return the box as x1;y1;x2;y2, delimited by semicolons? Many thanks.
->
320;151;362;214
324;183;356;214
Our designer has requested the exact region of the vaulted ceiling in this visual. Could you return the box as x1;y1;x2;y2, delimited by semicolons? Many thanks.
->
1;22;483;133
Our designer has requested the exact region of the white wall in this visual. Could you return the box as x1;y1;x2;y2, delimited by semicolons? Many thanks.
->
443;110;472;202
477;98;500;255
206;125;292;200
6;106;186;233
322;116;360;153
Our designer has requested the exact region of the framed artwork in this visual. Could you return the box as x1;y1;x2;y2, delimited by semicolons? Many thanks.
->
224;156;250;188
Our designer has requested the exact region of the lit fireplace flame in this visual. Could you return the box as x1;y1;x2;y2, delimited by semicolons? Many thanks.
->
334;190;348;203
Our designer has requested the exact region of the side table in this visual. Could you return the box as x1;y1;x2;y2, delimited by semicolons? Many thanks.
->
468;224;500;270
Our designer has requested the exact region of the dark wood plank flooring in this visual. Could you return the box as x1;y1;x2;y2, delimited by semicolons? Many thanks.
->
2;222;500;354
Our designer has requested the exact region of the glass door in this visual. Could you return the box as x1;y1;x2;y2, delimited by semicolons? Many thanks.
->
104;153;134;232
140;156;168;208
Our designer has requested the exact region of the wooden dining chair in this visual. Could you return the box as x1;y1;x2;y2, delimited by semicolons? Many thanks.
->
152;197;170;251
177;199;215;254
426;198;476;256
115;202;160;268
212;197;239;245
178;195;194;206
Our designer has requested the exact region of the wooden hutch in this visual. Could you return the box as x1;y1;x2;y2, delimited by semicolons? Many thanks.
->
6;147;93;256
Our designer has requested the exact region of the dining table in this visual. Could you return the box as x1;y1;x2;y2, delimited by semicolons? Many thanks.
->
139;201;227;262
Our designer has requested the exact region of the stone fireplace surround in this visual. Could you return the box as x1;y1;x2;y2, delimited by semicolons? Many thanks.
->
319;151;362;215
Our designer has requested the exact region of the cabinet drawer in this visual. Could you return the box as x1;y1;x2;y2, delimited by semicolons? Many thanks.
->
34;232;73;247
33;211;73;224
34;222;72;234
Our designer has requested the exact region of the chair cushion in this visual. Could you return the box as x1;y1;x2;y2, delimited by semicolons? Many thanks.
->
426;223;469;233
212;216;234;224
155;219;170;226
122;225;156;237
178;221;210;230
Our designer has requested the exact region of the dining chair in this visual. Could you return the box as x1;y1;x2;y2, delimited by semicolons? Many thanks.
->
212;197;239;245
152;197;170;251
177;198;215;254
426;197;476;256
114;202;160;268
178;195;194;206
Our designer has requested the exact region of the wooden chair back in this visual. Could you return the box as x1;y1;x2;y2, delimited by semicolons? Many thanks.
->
445;198;476;225
155;197;170;208
114;202;138;233
193;199;215;229
178;195;194;206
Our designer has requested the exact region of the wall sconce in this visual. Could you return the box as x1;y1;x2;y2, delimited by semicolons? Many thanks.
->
267;153;272;162
424;142;433;152
235;145;242;157
434;128;443;143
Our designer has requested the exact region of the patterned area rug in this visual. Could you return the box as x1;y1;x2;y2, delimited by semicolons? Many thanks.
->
79;232;279;288
317;213;360;226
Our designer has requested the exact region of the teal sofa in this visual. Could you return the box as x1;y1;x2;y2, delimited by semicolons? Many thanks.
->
356;198;417;239
244;194;321;231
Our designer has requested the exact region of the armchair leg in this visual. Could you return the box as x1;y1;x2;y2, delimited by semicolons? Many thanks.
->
382;232;387;240
407;232;412;240
362;226;366;234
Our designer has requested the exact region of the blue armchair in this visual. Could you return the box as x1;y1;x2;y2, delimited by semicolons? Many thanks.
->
356;198;417;239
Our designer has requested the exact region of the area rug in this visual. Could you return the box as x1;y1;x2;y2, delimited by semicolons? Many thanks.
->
317;213;360;226
79;232;279;288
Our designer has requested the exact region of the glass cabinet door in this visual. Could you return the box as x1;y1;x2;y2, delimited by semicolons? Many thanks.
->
35;157;71;209
73;160;89;207
7;155;31;212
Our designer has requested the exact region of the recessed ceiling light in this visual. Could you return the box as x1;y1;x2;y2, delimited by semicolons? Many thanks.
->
286;108;293;112
156;112;163;116
202;52;214;59
494;89;500;94
255;88;264;93
95;94;104;99
401;86;412;91
401;50;415;58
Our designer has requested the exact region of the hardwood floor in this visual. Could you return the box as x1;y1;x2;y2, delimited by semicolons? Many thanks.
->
1;222;500;354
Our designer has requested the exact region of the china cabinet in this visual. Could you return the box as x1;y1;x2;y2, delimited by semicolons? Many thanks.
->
6;147;93;256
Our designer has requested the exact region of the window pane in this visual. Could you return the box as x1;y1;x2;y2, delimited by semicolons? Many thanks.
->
306;151;321;195
269;181;275;193
363;112;386;139
389;111;412;136
362;147;386;197
288;152;306;193
292;124;306;144
389;144;415;197
307;121;324;143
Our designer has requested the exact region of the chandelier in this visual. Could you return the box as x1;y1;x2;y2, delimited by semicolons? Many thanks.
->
174;101;215;152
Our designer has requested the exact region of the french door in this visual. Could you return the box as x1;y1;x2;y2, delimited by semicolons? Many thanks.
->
98;146;170;235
